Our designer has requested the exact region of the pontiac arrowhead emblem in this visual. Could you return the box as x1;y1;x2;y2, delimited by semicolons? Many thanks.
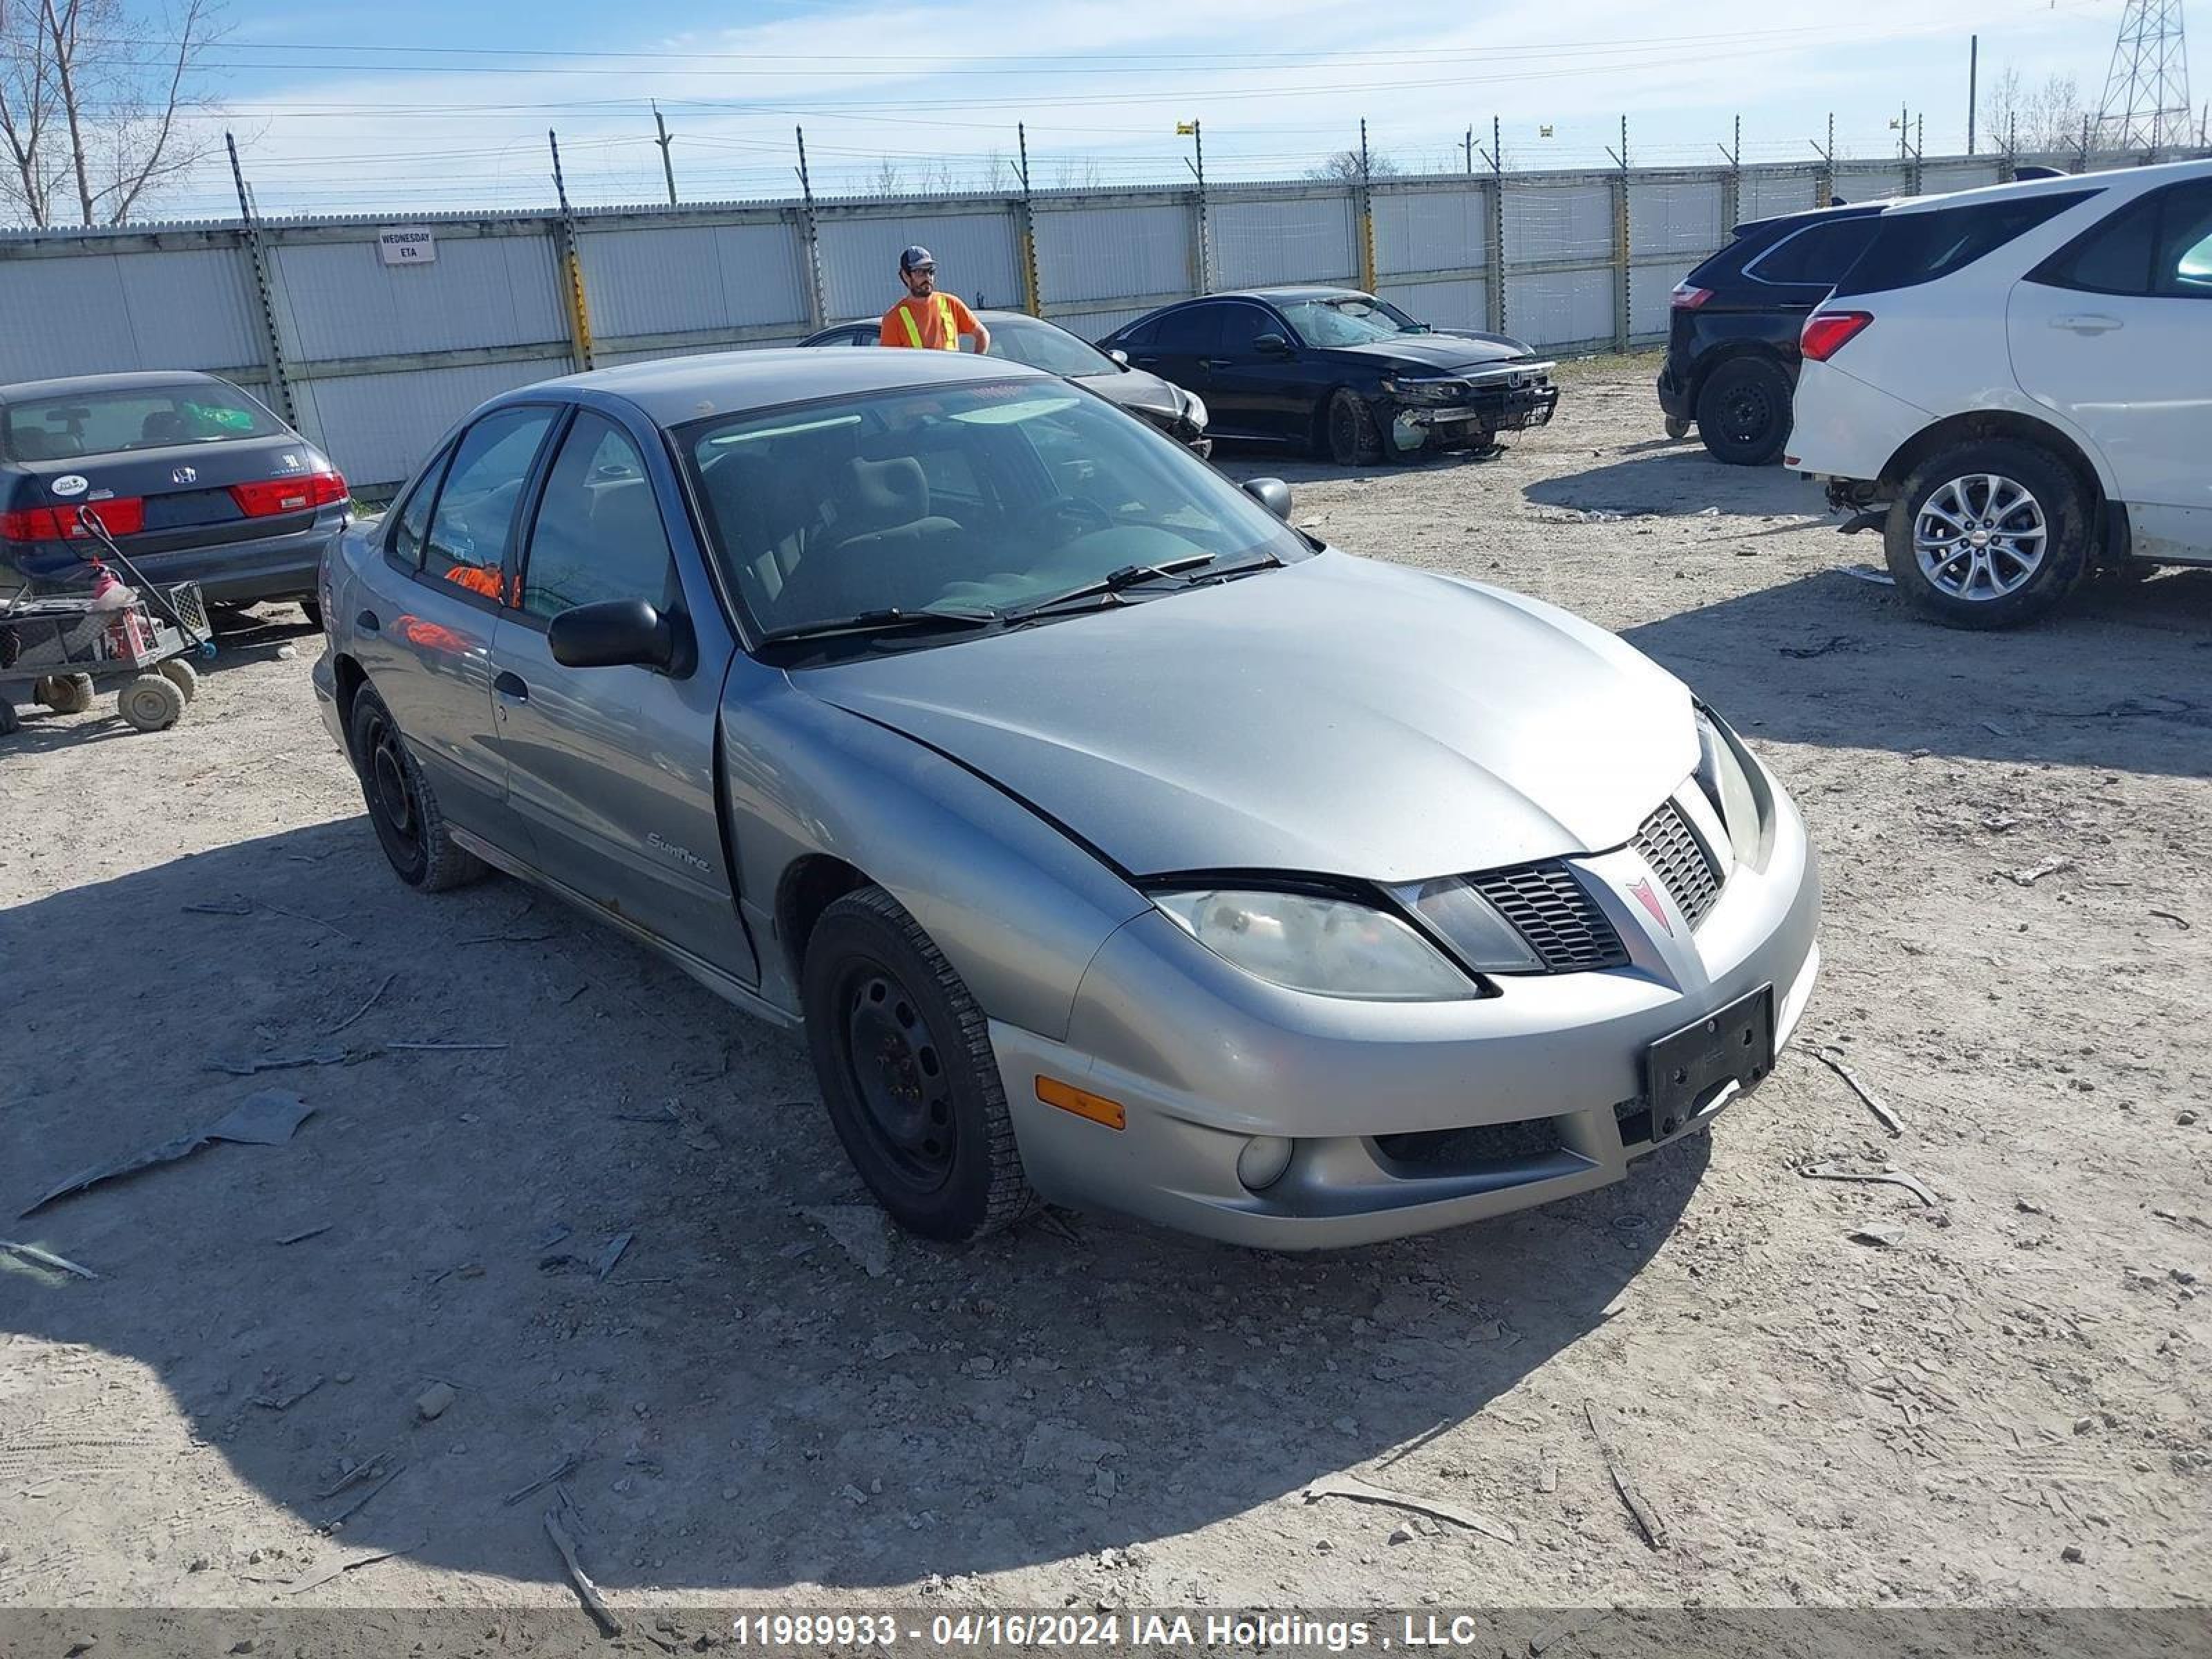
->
1628;877;1674;937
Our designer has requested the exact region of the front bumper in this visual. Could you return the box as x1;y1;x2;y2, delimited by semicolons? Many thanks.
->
1384;379;1559;452
995;770;1821;1249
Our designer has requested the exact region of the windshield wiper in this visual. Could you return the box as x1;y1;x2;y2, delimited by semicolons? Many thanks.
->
756;606;1001;645
1004;554;1218;620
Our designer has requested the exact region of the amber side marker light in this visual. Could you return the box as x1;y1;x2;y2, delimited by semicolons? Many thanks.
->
1035;1076;1125;1130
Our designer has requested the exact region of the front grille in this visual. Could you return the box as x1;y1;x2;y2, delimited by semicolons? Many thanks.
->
1633;799;1724;929
1375;1114;1566;1170
1468;861;1630;973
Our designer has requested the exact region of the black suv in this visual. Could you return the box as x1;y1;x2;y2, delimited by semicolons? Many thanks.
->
1657;203;1882;465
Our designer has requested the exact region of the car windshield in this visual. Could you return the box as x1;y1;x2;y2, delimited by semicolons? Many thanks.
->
683;377;1302;650
0;382;284;462
1277;295;1428;347
984;316;1121;377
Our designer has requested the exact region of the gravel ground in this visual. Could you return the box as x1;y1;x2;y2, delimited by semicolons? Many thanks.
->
1;353;2207;1641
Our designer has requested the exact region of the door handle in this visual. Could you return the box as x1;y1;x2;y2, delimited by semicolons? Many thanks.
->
492;671;529;702
1134;356;1160;368
355;610;379;632
2052;314;2123;334
1201;357;1234;370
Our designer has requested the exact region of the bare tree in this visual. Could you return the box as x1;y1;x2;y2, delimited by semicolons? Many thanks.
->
870;156;903;196
0;0;223;227
1306;148;1402;182
1983;64;2085;155
1050;154;1100;190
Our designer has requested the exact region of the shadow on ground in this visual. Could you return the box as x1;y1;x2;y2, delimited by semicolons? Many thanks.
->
0;819;1697;1595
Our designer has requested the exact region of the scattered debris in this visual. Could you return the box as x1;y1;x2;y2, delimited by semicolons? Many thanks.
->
534;1222;573;1250
0;1239;99;1280
2149;910;2191;930
383;1040;509;1054
1020;1423;1125;1472
1300;1472;1517;1544
416;1382;457;1421
274;1224;331;1247
21;1091;313;1217
1582;1399;1669;1550
251;1374;325;1411
182;897;254;917
798;1204;894;1278
1981;720;2014;738
1813;1047;1904;1136
2005;858;2075;888
209;1049;350;1077
182;894;355;941
1777;636;1851;659
458;930;559;946
1838;564;1895;586
315;1452;395;1500
326;972;396;1035
318;1463;404;1533
545;1508;623;1636
2061;1543;2086;1564
1801;1162;1938;1206
1849;1223;1904;1248
503;1452;583;1507
1537;1447;1559;1494
274;1537;423;1595
592;1232;634;1283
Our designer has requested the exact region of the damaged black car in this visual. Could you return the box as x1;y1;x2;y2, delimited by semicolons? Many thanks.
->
1096;287;1557;467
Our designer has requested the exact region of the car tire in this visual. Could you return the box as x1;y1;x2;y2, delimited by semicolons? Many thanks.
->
1323;388;1382;467
1882;440;2092;630
1695;357;1792;466
801;884;1036;1244
0;699;20;738
299;598;324;630
157;659;200;704
1664;415;1692;441
347;684;488;891
118;673;185;732
36;673;95;715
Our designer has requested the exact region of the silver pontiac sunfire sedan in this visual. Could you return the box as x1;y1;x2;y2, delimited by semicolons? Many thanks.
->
314;348;1820;1249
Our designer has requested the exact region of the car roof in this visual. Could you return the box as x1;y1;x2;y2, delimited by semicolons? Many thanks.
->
1732;201;1883;238
0;368;233;406
1202;286;1365;305
538;346;1051;426
1879;156;2210;217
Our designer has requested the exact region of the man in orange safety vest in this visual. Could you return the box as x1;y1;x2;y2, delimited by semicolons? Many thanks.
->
879;245;991;353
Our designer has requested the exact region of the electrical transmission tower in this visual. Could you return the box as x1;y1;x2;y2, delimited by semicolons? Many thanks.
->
2095;0;2191;151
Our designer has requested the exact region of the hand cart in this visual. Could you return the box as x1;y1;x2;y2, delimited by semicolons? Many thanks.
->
0;508;217;737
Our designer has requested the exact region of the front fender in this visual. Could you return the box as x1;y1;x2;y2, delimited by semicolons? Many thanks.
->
719;664;1152;1040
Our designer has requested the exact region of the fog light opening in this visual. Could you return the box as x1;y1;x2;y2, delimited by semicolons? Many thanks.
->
1237;1134;1295;1193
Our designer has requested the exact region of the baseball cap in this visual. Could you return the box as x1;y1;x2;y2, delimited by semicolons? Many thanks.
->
899;245;936;272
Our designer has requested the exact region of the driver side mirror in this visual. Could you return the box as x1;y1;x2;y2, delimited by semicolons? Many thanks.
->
1108;348;1130;367
548;598;686;673
1241;478;1293;521
1253;333;1292;357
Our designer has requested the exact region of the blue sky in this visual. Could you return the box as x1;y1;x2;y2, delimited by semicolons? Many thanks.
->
151;0;2156;218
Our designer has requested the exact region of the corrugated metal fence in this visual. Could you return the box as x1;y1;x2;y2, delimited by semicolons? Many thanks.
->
0;150;2081;493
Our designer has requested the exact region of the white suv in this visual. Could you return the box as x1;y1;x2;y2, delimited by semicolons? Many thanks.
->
1788;160;2212;628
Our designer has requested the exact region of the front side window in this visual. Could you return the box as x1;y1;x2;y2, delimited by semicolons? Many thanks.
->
521;413;677;620
1835;191;2094;297
1277;294;1426;347
1216;304;1278;355
2153;180;2212;296
0;381;285;462
423;406;556;603
2030;180;2212;299
682;379;1306;650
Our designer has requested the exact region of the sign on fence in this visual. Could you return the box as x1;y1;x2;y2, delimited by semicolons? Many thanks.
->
377;227;437;266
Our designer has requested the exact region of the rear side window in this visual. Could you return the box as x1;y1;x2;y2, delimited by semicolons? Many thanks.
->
1152;306;1222;353
1835;191;2093;297
1116;316;1160;349
1;382;283;461
1745;217;1878;285
389;446;451;570
422;406;556;603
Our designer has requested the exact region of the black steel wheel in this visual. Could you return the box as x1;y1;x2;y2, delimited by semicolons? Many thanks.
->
1695;356;1792;467
346;686;487;891
802;885;1035;1242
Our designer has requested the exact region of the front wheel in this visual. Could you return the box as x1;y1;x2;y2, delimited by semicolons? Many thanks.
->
157;659;200;703
117;673;185;733
1323;388;1382;467
347;686;488;891
35;673;95;715
801;886;1035;1243
1883;440;2091;630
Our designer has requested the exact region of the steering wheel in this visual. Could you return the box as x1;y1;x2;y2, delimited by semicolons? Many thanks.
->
1015;496;1114;546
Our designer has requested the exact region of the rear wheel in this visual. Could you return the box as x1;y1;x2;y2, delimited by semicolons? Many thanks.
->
1883;440;2091;630
0;700;19;738
347;685;488;890
157;659;199;703
1695;357;1793;466
801;885;1035;1243
35;674;95;715
1323;388;1382;467
1664;415;1692;441
117;673;185;733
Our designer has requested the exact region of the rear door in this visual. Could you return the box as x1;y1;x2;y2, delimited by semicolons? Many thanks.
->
1127;304;1222;415
489;406;755;980
2010;178;2212;556
353;404;559;854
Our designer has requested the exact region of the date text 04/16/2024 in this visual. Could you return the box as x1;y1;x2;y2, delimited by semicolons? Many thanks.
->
729;1613;1505;1651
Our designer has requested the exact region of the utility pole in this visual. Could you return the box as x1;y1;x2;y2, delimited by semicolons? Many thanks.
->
1968;35;1979;155
653;102;677;207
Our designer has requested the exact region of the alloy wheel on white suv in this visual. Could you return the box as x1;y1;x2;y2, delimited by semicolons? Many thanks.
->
1911;472;2048;601
1883;438;2091;630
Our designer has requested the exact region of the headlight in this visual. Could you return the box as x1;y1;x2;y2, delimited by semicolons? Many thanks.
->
1694;706;1765;869
1154;888;1478;1002
1181;391;1209;429
1380;376;1468;406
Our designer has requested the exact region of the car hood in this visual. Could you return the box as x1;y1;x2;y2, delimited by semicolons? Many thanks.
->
1075;367;1186;423
800;552;1695;883
1314;335;1539;374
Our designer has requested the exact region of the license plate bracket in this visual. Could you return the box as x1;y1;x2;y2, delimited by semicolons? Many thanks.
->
1643;985;1774;1144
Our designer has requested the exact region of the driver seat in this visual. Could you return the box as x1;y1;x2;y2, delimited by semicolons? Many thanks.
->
780;457;962;622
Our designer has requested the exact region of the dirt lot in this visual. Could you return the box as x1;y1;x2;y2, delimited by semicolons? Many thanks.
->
2;353;2208;1638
